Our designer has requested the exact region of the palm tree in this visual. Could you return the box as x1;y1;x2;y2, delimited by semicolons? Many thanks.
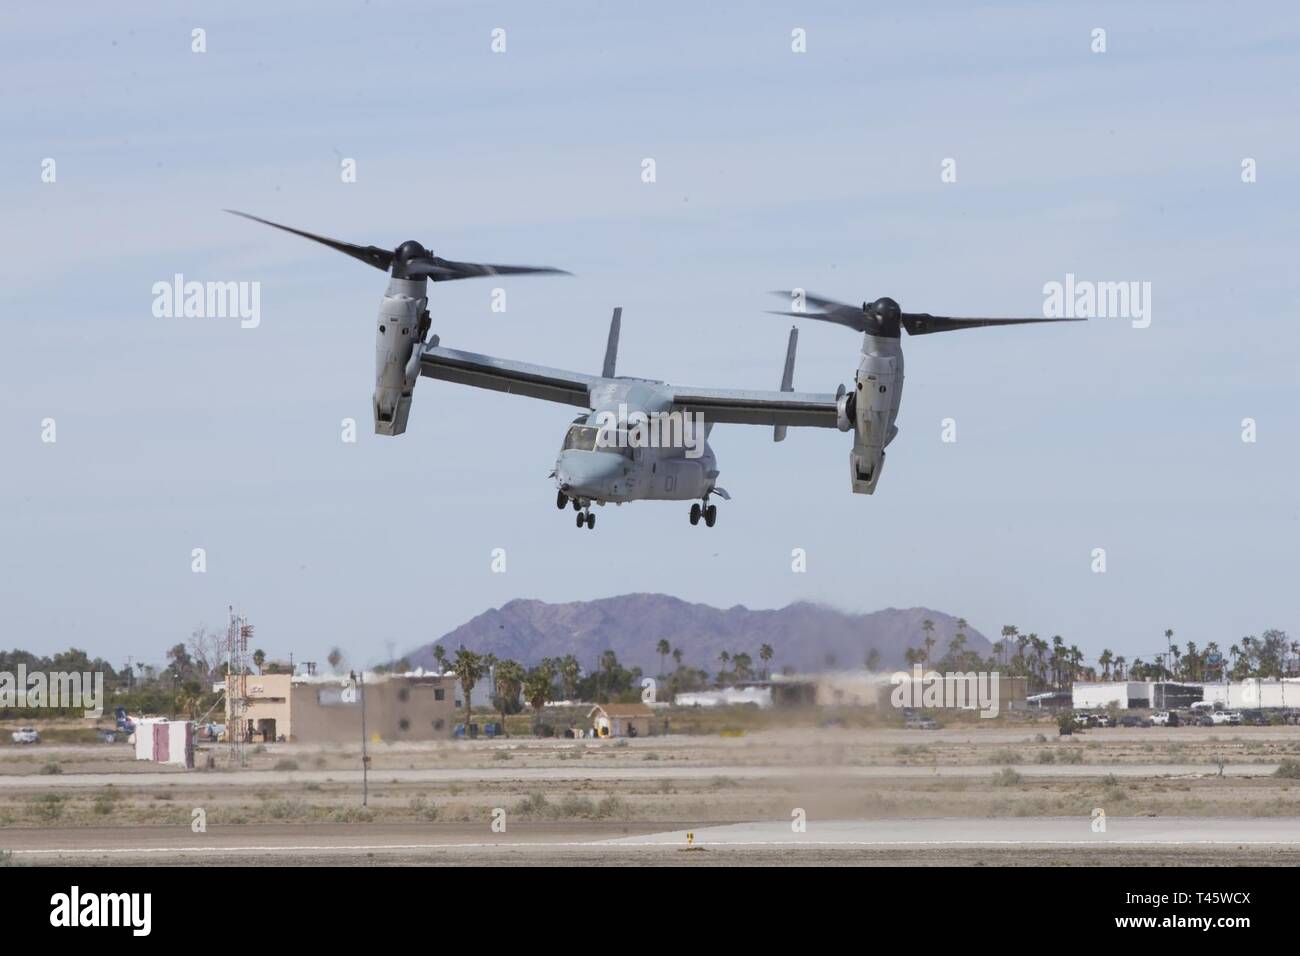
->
717;650;731;684
523;661;556;730
452;647;486;734
759;643;774;679
493;659;524;734
1029;635;1047;689
1068;645;1083;687
327;647;344;672
1164;629;1177;679
252;649;266;673
733;652;754;682
671;647;683;669
598;650;618;702
655;639;670;678
1114;655;1126;681
1050;636;1065;688
558;654;581;700
1099;649;1113;681
922;619;936;666
865;647;881;672
1000;625;1019;670
432;644;447;674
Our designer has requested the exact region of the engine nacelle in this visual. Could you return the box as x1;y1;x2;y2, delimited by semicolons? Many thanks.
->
847;339;904;495
373;278;427;436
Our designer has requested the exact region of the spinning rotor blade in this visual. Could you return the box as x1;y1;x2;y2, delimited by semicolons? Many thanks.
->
227;210;570;281
769;291;1084;336
225;210;393;271
411;257;571;282
768;291;869;332
901;313;1083;335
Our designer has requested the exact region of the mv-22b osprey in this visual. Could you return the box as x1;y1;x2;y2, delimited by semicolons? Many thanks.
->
229;212;1081;529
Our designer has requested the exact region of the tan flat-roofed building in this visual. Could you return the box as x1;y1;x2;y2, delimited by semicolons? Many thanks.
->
226;672;458;743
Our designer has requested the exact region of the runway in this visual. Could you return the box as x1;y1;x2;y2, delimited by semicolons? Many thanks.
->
0;762;1286;790
4;817;1298;864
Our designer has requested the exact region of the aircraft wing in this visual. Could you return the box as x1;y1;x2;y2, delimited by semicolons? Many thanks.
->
669;385;840;428
419;346;600;408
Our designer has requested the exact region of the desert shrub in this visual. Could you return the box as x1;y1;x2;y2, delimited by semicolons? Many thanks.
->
328;805;373;823
1274;758;1300;779
408;796;439;821
557;794;596;818
513;791;550;817
30;793;63;820
594;794;627;818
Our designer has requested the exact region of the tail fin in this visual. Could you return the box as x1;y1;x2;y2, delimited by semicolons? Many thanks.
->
774;326;798;442
602;307;622;378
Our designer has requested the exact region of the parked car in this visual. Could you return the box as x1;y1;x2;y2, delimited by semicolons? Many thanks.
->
1092;714;1114;728
1211;710;1242;726
1119;715;1152;728
1196;715;1215;726
11;727;39;744
905;715;940;730
1072;712;1093;727
1151;711;1181;727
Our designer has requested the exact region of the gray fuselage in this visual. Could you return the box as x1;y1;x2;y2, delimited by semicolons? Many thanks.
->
554;380;718;505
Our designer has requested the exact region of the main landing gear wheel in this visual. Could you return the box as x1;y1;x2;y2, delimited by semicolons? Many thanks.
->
586;512;595;530
572;499;581;512
576;512;584;528
557;491;569;509
689;503;701;525
704;504;717;527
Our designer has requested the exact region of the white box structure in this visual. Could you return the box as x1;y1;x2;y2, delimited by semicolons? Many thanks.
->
131;718;194;768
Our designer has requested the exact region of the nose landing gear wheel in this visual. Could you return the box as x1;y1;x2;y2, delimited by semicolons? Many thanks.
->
557;491;569;510
704;504;717;527
689;503;701;526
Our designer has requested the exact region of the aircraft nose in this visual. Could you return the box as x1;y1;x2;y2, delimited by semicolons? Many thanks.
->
556;450;623;494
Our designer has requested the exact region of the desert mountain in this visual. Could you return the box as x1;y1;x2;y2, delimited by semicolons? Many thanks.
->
407;594;992;675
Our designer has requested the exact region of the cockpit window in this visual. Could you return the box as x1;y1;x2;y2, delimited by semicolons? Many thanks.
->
563;425;601;451
563;424;632;457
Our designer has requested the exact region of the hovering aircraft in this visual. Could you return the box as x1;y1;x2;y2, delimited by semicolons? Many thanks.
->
229;212;1081;528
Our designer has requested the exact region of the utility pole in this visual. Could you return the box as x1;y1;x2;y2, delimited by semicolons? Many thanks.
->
358;670;369;807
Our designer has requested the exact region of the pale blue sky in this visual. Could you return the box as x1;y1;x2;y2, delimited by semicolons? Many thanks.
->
2;1;1297;672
